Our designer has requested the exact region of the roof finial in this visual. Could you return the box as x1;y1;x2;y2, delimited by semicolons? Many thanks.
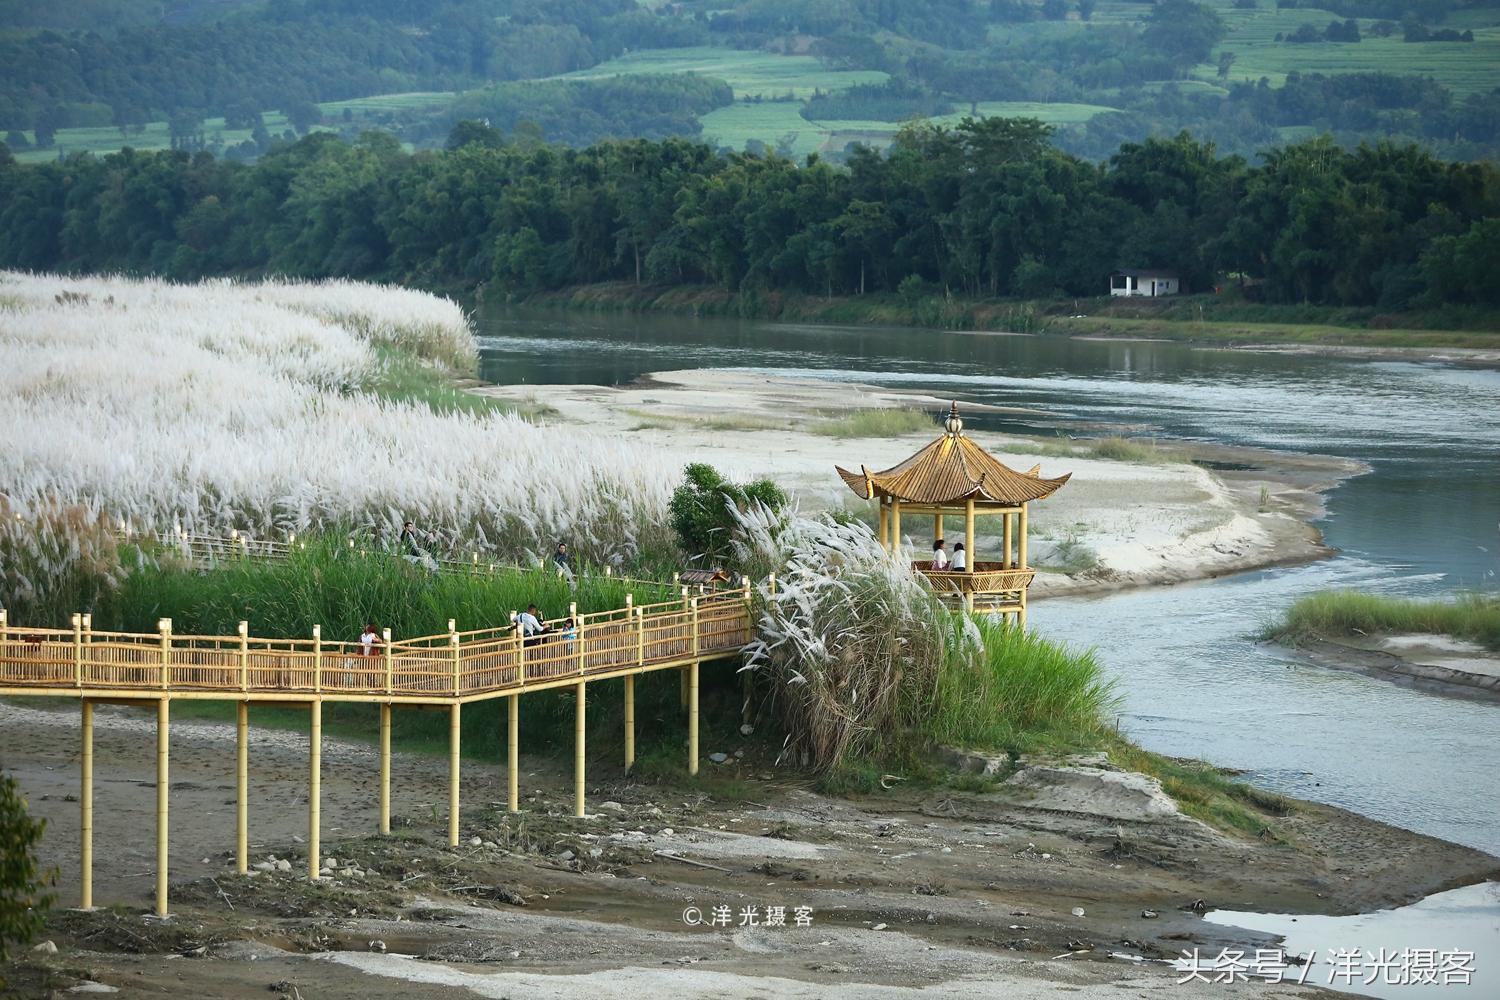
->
944;401;963;436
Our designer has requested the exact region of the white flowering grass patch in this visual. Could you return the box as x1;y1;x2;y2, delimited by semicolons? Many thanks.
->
0;272;679;569
735;504;972;768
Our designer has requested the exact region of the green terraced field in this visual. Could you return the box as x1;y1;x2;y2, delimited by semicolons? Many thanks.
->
555;46;888;99
8;92;451;163
699;101;828;156
320;92;456;114
1185;0;1500;94
11;112;298;163
701;98;1119;156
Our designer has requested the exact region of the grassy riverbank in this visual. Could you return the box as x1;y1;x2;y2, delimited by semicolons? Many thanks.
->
519;282;1500;350
1267;590;1500;652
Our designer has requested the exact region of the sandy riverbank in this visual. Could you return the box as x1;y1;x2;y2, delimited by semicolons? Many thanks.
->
476;369;1363;598
4;699;1495;997
1286;634;1500;700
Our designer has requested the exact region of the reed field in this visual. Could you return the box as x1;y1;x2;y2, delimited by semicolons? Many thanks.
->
0;273;685;600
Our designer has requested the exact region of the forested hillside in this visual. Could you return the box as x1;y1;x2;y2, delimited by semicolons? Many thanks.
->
2;0;1497;162
2;125;1494;309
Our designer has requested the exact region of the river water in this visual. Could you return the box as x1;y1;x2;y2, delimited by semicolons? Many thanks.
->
476;309;1500;857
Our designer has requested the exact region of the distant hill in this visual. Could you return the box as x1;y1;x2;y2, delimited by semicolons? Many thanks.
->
2;0;1497;161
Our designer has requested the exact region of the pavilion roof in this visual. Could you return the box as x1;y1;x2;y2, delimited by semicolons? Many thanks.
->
835;403;1070;506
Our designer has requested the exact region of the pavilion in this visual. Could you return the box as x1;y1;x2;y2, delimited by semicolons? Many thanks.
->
836;402;1070;625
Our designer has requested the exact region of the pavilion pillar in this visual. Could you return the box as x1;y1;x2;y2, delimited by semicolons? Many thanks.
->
877;500;889;552
1018;504;1030;630
964;498;976;614
1003;511;1014;570
964;499;976;572
892;502;902;561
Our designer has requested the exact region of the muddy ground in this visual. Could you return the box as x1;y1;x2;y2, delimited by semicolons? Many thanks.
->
3;700;1496;998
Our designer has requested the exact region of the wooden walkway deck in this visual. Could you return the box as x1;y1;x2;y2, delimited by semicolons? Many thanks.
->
0;582;754;917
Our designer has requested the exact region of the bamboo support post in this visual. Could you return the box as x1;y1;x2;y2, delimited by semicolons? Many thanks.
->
688;660;700;777
1003;512;1014;570
623;674;635;772
378;703;392;833
507;694;519;813
573;681;586;819
933;513;943;547
80;701;93;909
236;702;248;874
308;700;322;879
312;624;322;692
878;500;889;550
154;697;169;917
892;501;902;557
1019;504;1029;570
448;703;461;846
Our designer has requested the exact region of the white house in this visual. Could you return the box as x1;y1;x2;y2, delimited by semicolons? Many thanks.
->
1110;269;1180;297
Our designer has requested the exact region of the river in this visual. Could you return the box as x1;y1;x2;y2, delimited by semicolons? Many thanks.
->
476;308;1500;857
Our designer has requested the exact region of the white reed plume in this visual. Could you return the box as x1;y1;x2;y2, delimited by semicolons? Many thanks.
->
0;272;681;577
732;503;961;769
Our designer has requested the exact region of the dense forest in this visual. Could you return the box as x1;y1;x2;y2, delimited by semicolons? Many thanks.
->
1;121;1495;308
3;0;1498;162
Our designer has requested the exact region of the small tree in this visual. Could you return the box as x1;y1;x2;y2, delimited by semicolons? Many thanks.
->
0;771;51;966
669;464;788;566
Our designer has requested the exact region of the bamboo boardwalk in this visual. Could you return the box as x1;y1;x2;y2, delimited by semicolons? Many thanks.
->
0;553;755;917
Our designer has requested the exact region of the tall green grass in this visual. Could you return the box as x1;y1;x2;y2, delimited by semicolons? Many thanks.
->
923;617;1116;755
1268;590;1500;652
96;537;668;640
1086;436;1186;464
815;408;935;439
81;537;697;757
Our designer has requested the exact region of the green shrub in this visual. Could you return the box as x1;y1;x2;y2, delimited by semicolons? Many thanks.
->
0;771;51;966
669;463;787;566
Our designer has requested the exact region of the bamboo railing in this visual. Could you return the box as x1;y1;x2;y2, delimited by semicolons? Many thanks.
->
0;587;753;702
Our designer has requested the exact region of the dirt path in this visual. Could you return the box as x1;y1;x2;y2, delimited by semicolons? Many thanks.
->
4;701;1495;997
